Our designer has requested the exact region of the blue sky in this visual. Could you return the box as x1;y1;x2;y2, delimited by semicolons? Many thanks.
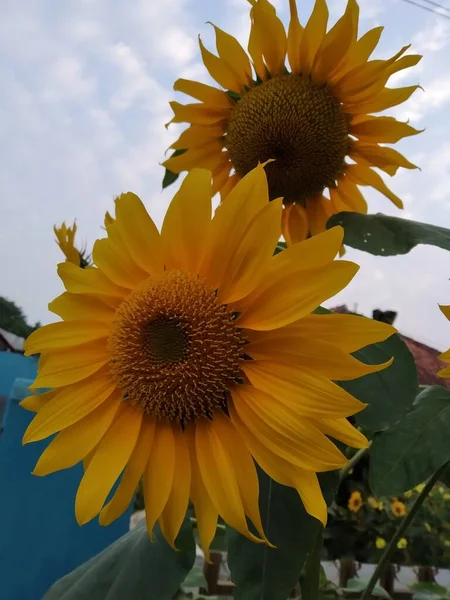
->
1;0;450;349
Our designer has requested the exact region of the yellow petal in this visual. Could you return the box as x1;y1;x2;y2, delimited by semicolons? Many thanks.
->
313;0;359;83
170;124;225;151
351;116;422;144
281;203;309;245
48;292;114;323
144;422;176;538
23;370;116;443
199;36;242;92
210;24;252;88
335;176;368;212
237;259;358;330
246;335;393;381
195;416;263;543
220;173;240;200
346;163;404;209
241;361;365;418
306;195;335;235
33;390;122;476
347;85;420;115
332;26;383;80
230;385;347;471
316;417;369;448
174;78;233;107
24;321;110;356
159;425;191;549
385;53;422;79
287;0;303;73
20;390;56;413
229;404;328;525
162;169;212;273
163;142;225;173
75;404;143;525
217;198;283;304
248;5;266;80
251;0;287;77
100;416;155;526
168;100;230;126
350;143;418;176
298;0;329;74
58;262;128;299
186;424;218;562
92;237;148;289
212;160;232;195
200;164;269;290
281;313;396;353
29;340;108;390
211;411;269;543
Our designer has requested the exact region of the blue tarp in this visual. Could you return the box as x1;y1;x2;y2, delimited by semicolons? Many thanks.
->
0;378;132;600
0;353;38;425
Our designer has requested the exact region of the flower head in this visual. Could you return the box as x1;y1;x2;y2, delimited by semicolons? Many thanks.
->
348;490;363;512
376;537;386;549
54;221;90;268
22;167;395;555
397;538;408;549
164;0;421;244
391;500;407;517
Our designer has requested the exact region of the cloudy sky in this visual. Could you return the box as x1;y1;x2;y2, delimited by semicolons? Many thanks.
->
1;0;450;349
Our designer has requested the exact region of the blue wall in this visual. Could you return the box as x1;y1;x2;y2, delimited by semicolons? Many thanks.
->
0;352;38;397
0;378;132;600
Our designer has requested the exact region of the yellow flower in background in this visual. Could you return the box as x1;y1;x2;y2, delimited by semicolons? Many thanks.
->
391;500;407;517
424;522;432;532
54;222;82;266
397;538;408;549
376;537;386;549
348;491;363;512
404;490;413;498
164;0;421;245
368;496;383;511
444;493;450;501
21;166;396;556
439;486;445;494
415;483;425;493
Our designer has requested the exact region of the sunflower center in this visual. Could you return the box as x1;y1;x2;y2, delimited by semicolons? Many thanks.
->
108;270;244;422
226;75;349;202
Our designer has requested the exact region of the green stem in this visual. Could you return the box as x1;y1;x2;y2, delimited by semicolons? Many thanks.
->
360;463;448;600
339;445;370;482
300;528;323;600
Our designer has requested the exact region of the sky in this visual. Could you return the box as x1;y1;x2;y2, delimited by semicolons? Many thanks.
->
1;0;450;349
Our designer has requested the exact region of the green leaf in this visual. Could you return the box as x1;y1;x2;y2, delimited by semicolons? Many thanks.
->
370;386;450;496
226;469;338;600
162;149;187;189
327;212;450;256
44;519;195;600
339;329;418;432
343;577;392;599
182;562;207;589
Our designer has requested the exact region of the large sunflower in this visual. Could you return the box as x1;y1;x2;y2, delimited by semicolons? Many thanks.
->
163;0;422;244
22;166;395;555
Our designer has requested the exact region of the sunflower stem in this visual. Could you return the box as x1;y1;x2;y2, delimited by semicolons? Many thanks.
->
360;462;448;600
299;527;323;600
339;445;370;482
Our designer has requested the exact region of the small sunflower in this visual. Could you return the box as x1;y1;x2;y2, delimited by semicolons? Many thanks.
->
397;537;408;549
22;167;395;555
391;500;407;517
54;221;90;268
348;490;363;512
164;0;422;244
376;537;386;549
368;496;383;511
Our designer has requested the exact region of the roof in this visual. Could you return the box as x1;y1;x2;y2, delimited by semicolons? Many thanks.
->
330;305;450;389
0;328;25;352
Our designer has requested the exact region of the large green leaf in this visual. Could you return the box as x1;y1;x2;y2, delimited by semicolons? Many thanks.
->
327;212;450;256
44;518;195;600
338;330;418;432
226;469;339;600
370;386;450;496
162;149;186;189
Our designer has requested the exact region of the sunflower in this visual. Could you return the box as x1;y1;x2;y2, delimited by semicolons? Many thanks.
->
376;537;386;549
391;500;407;517
348;490;363;512
22;166;395;555
397;537;408;549
163;0;422;244
54;221;90;268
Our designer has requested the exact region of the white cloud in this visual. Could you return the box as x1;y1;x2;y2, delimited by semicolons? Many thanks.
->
394;77;450;122
412;18;450;53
